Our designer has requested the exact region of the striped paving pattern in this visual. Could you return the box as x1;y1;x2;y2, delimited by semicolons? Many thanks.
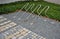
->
0;16;46;39
0;16;17;32
1;11;60;39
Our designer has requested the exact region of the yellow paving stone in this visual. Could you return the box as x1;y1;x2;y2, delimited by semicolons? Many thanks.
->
5;28;26;39
39;36;45;39
0;18;7;22
0;22;17;32
15;28;31;39
5;28;31;39
31;33;39;39
0;20;11;26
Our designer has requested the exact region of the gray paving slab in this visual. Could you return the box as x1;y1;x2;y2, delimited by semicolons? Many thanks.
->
1;11;60;39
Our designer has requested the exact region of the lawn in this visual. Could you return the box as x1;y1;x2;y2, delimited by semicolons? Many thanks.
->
0;1;60;21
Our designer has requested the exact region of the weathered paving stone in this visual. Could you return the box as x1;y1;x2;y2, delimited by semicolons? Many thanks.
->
0;25;23;39
0;16;7;23
1;11;60;39
0;16;45;39
22;32;45;39
0;21;17;32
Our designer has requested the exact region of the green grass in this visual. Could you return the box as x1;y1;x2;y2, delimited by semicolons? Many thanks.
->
0;1;60;21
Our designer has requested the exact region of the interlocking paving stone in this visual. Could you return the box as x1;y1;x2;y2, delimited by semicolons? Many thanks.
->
22;32;44;39
0;16;45;39
0;17;17;32
0;17;7;23
0;22;17;32
1;11;60;39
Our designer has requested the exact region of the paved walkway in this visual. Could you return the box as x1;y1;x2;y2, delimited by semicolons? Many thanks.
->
0;15;45;39
0;11;60;39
